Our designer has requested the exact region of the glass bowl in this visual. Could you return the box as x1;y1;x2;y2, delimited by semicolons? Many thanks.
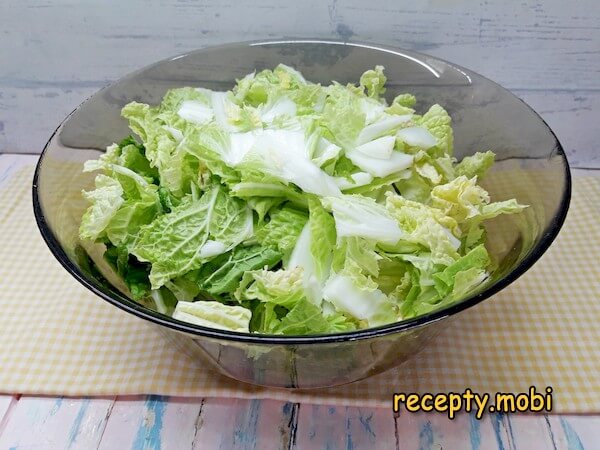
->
32;40;570;389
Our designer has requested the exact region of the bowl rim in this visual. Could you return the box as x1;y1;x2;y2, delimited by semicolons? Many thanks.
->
32;38;572;345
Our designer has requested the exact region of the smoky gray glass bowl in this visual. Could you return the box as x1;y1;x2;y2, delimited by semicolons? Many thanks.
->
32;40;570;389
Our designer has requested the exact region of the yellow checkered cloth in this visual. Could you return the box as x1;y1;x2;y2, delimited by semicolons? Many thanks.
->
0;165;599;413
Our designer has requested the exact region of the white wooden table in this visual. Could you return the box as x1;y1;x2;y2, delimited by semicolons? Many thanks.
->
0;392;598;449
1;0;599;447
1;0;599;169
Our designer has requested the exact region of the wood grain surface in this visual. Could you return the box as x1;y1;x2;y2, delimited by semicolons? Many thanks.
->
0;0;598;167
1;393;600;449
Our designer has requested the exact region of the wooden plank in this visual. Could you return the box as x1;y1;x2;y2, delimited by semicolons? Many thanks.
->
0;396;114;449
98;395;202;450
159;397;205;449
0;396;16;419
560;416;600;449
1;0;599;160
0;0;598;90
294;404;396;450
395;412;518;450
506;415;558;449
0;395;18;433
512;90;600;168
193;398;296;450
0;87;95;155
546;415;600;450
